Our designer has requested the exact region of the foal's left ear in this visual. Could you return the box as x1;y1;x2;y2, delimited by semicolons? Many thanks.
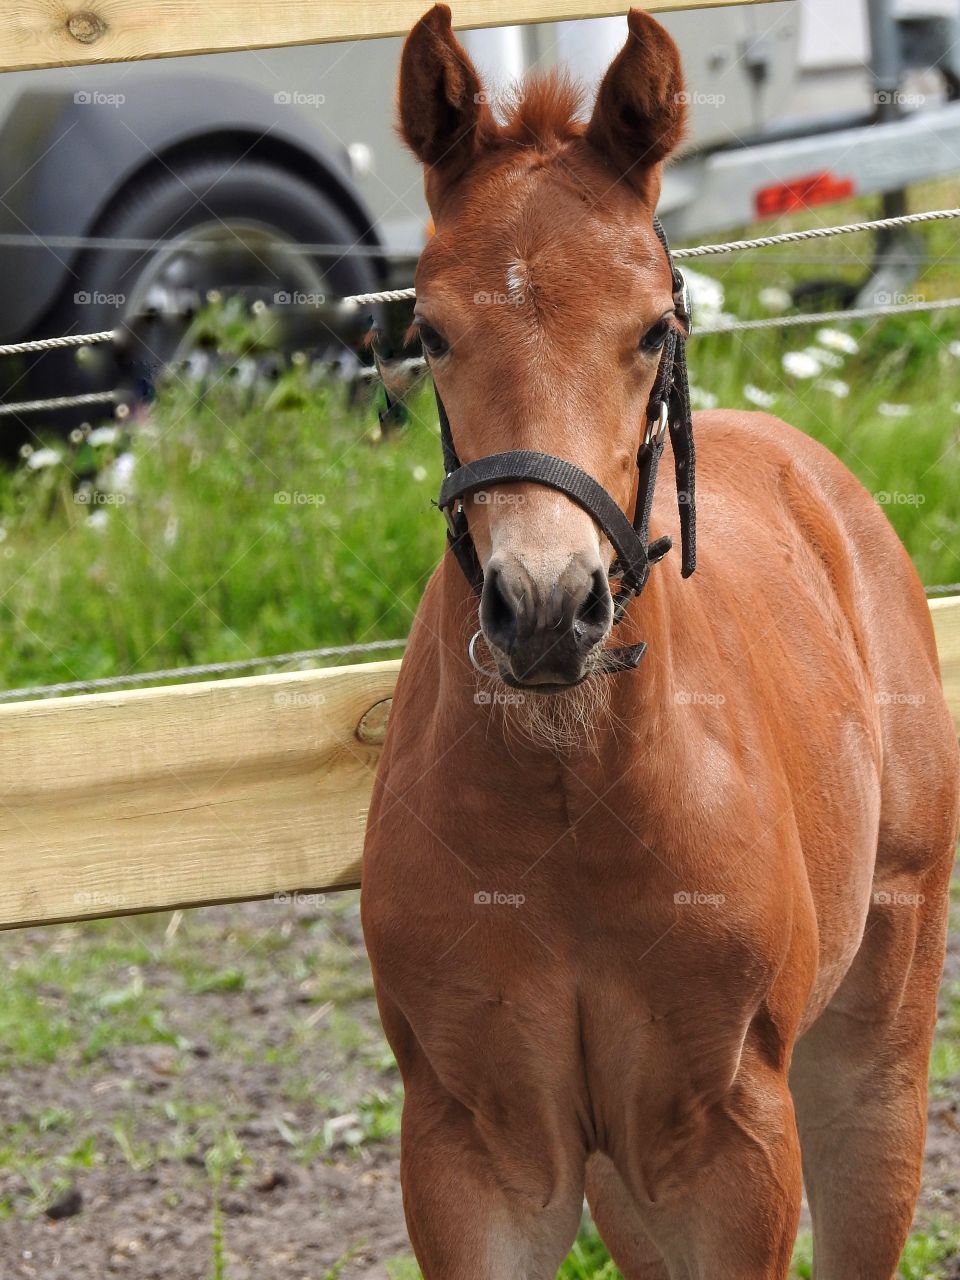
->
585;9;686;198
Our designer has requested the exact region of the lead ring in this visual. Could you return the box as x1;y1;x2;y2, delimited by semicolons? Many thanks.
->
468;629;500;678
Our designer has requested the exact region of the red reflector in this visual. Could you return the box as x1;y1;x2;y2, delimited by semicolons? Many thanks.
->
755;173;856;219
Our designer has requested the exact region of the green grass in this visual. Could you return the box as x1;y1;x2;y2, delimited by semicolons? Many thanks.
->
1;182;960;690
930;979;960;1095
384;1220;960;1279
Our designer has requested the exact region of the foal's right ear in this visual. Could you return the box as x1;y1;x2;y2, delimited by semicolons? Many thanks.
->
398;5;494;182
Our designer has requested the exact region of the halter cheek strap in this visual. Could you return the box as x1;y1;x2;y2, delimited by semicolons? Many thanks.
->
433;216;696;674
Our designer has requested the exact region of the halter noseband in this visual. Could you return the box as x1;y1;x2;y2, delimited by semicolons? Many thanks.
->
429;218;696;675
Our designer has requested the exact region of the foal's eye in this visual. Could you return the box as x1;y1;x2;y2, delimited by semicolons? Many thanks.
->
639;316;673;354
416;322;449;358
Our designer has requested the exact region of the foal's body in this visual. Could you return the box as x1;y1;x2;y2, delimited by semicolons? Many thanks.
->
362;9;959;1277
365;411;957;1277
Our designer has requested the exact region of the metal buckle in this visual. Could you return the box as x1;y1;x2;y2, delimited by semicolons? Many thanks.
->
644;400;669;447
442;498;464;537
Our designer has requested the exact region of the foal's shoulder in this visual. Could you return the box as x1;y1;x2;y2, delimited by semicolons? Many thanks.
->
692;408;826;460
692;408;864;494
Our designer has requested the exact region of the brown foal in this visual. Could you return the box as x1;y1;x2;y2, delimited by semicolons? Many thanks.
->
360;7;960;1277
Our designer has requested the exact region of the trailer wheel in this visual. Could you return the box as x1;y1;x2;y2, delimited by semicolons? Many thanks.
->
18;154;383;440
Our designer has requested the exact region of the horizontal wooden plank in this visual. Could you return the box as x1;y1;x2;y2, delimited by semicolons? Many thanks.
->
0;661;401;929
931;595;960;735
0;595;956;932
0;0;778;73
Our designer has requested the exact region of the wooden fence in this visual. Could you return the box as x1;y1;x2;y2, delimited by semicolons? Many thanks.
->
0;0;771;73
1;595;957;930
0;0;957;933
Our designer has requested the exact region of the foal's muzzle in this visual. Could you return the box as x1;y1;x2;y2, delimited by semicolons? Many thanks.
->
480;553;613;688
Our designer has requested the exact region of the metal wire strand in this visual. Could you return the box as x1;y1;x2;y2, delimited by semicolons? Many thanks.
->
697;294;960;335
0;330;116;358
0;639;409;704
0;390;118;417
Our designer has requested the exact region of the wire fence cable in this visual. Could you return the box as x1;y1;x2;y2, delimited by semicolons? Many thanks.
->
0;639;409;704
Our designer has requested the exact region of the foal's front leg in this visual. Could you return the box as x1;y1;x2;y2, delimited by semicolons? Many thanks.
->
379;991;585;1280
614;1045;803;1280
397;1062;585;1279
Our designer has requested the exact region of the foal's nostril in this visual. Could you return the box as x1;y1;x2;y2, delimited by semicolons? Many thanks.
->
480;557;612;684
480;563;519;653
573;569;613;645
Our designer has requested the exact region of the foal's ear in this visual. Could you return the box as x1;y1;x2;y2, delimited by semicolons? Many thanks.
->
585;9;686;196
399;5;494;184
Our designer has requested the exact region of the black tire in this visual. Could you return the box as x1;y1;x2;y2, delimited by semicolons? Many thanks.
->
20;154;382;436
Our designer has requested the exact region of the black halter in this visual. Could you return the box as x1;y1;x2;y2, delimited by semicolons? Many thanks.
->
433;217;696;674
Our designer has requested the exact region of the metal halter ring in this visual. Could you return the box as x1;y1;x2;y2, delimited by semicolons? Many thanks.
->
442;495;464;538
468;629;500;678
644;400;669;447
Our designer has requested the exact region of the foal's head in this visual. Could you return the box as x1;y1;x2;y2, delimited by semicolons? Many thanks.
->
401;5;686;690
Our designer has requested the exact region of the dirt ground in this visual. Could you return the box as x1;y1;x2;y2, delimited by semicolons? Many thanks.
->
0;875;957;1280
